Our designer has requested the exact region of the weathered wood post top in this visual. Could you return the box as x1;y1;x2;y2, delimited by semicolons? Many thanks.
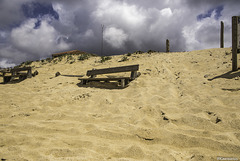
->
166;39;170;53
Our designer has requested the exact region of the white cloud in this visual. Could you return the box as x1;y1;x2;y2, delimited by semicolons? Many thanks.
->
84;29;94;38
93;0;146;28
0;0;30;28
182;6;233;51
11;18;72;57
160;8;173;17
0;59;16;68
52;2;76;27
104;27;128;49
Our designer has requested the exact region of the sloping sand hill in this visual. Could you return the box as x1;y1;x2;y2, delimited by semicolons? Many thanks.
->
0;48;240;160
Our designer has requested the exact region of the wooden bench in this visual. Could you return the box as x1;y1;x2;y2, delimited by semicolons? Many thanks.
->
79;64;140;88
0;67;32;83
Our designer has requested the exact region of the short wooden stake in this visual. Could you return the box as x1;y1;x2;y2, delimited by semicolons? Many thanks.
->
220;21;224;48
166;39;170;53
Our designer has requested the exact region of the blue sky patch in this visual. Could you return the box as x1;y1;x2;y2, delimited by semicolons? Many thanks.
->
197;5;224;21
34;19;41;29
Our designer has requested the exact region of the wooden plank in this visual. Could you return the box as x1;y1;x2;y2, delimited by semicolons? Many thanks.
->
10;73;28;77
11;67;31;72
86;64;139;76
1;72;28;77
61;75;84;77
0;71;11;74
0;72;11;77
79;77;131;81
232;16;239;71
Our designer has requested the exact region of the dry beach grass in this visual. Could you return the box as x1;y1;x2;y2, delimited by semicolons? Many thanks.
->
0;48;240;160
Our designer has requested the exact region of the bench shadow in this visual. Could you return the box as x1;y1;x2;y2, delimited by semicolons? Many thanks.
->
76;82;127;90
208;70;240;81
0;79;25;84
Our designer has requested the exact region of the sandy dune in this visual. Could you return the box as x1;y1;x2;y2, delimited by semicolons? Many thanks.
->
0;48;240;160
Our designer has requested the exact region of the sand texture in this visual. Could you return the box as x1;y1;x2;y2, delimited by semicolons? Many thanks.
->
0;48;240;160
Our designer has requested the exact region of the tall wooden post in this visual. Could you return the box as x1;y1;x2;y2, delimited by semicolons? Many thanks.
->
166;39;170;53
232;16;239;71
101;24;104;56
220;21;224;48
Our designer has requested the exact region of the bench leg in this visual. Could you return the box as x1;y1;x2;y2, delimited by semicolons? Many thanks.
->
131;71;137;79
81;80;87;85
3;76;11;83
120;79;125;88
19;75;27;81
27;69;32;78
125;79;130;85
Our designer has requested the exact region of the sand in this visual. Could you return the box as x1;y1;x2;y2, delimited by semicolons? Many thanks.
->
0;48;240;160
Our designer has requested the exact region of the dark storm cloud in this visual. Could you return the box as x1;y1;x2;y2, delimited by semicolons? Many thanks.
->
0;0;27;29
186;0;238;6
1;0;240;67
22;2;59;20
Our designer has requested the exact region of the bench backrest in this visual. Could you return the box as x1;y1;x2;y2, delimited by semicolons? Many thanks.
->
11;67;32;72
86;64;139;77
11;67;32;78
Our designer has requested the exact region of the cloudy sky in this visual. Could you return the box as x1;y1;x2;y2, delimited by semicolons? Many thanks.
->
0;0;240;67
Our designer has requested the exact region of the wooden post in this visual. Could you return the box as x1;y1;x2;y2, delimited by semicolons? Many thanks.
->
27;68;32;78
220;21;224;48
232;16;239;71
166;39;170;53
130;71;137;79
101;24;104;56
120;79;125;88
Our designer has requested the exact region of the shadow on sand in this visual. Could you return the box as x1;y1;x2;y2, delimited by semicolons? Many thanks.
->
208;70;240;81
76;81;127;90
0;79;26;84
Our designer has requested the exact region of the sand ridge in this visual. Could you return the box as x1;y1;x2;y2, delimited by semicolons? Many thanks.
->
0;48;240;160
